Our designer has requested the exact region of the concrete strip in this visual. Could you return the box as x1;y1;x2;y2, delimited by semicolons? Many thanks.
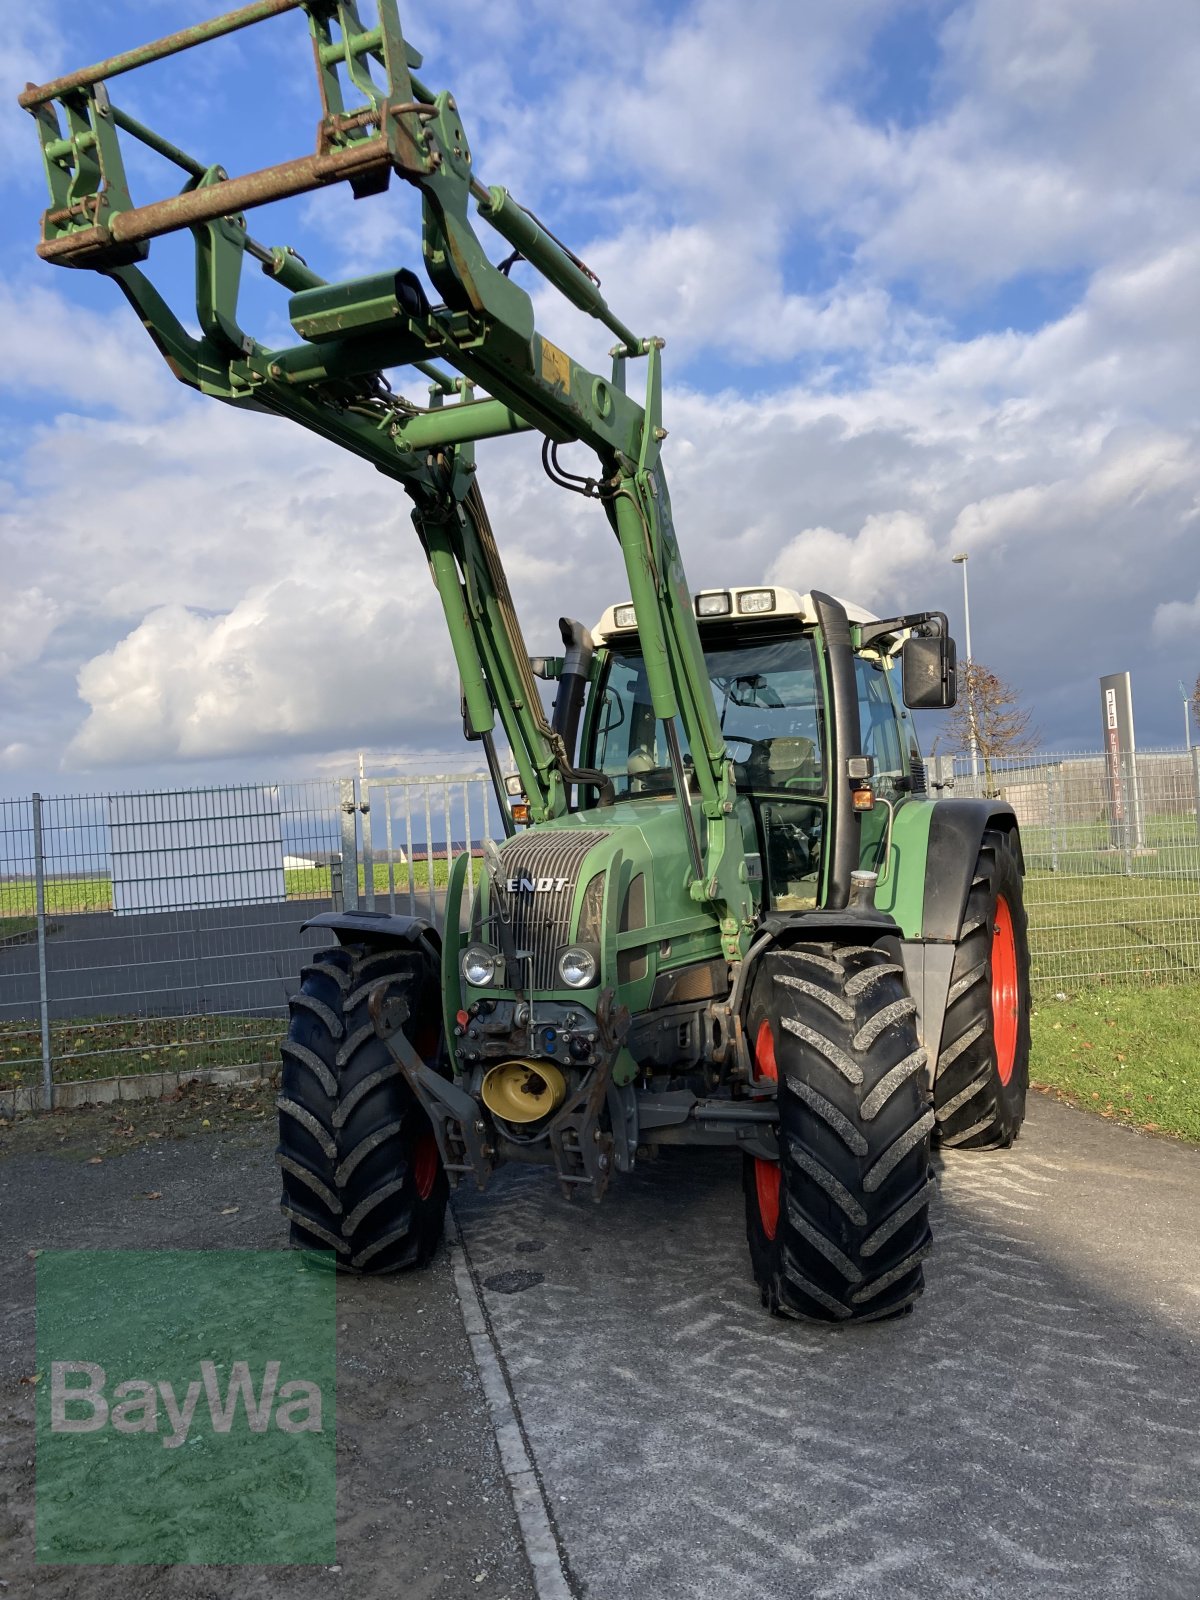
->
0;1060;274;1117
449;1214;576;1600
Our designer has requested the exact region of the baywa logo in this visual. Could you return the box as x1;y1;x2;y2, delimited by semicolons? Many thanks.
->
50;1358;324;1449
37;1250;336;1565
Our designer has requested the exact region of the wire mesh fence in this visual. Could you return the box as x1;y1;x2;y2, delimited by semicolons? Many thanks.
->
948;748;1200;991
2;753;1198;1106
0;782;343;1104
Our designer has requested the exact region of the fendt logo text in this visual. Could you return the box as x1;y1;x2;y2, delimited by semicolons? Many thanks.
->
50;1360;323;1449
504;876;571;893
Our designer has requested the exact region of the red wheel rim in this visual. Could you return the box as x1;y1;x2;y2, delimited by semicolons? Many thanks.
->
413;1133;440;1200
991;895;1019;1087
753;1020;781;1241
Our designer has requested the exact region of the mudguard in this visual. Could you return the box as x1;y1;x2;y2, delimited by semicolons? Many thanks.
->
756;907;899;944
921;798;1022;941
894;797;1022;1079
301;908;441;960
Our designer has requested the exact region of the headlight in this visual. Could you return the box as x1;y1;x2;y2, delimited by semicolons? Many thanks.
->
462;943;501;987
557;945;598;988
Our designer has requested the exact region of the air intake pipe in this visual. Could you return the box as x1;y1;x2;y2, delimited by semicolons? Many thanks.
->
551;618;614;807
552;616;593;757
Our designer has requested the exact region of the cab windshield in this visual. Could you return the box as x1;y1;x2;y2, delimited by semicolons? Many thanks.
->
593;632;825;798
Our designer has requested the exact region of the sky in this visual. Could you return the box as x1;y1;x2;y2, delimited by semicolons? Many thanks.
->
2;0;1199;797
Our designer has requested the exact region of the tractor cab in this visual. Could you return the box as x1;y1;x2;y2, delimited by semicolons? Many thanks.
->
585;586;920;912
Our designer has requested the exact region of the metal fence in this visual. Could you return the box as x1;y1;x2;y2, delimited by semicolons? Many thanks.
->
2;752;1198;1106
945;748;1200;991
0;774;494;1107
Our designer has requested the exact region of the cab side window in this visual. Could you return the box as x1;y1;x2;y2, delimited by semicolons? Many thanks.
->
854;654;905;799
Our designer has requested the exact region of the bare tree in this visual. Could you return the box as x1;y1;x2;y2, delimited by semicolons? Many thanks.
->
947;660;1038;795
1191;673;1200;740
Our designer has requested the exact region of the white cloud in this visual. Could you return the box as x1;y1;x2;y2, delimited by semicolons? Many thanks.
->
0;281;171;417
534;223;906;368
68;577;454;765
0;588;60;678
767;512;937;610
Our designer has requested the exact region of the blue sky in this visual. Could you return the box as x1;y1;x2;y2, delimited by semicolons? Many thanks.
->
2;0;1199;793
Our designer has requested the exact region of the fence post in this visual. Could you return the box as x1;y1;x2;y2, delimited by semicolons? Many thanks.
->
339;778;359;911
1048;765;1059;872
1120;756;1134;875
1192;746;1200;848
31;792;53;1110
361;777;375;912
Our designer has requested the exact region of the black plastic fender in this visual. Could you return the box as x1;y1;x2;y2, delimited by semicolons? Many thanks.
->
757;908;899;944
921;799;1023;941
301;908;441;961
895;800;1023;1079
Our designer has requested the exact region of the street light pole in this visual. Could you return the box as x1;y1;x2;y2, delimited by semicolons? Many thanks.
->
952;553;979;784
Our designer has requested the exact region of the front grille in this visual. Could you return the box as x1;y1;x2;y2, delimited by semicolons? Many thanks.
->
497;830;609;988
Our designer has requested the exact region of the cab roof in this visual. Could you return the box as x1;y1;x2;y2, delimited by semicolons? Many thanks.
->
592;586;879;644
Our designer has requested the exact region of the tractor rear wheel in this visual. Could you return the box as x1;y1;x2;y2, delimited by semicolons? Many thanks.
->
934;829;1031;1149
276;941;448;1272
743;941;935;1323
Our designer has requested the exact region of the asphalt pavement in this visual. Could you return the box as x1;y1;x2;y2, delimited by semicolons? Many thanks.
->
2;1091;1197;1598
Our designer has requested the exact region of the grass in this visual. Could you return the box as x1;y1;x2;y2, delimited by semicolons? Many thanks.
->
1030;982;1200;1143
0;1014;282;1088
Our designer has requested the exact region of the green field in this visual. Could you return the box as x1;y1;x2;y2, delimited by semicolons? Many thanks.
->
8;981;1196;1148
0;859;454;925
1019;813;1200;869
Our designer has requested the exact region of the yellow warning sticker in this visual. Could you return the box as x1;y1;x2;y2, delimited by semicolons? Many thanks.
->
539;337;571;392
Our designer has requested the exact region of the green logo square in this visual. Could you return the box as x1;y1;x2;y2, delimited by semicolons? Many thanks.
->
36;1250;336;1564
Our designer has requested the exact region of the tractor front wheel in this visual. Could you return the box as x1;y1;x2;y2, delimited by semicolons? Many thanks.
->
743;942;935;1323
276;942;448;1272
934;829;1031;1149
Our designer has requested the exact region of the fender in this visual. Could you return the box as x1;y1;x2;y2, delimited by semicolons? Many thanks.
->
884;797;1022;1081
921;798;1022;941
756;908;899;944
301;909;441;964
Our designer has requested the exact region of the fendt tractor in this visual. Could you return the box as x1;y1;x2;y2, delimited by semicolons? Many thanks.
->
24;0;1031;1323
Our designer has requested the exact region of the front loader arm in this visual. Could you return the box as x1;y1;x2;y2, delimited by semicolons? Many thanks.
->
22;0;754;948
106;256;568;821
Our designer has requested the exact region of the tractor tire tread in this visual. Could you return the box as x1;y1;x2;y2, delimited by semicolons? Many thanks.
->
276;941;448;1273
743;942;934;1323
933;830;1031;1149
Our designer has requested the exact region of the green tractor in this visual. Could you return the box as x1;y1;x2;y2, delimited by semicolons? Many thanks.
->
24;0;1030;1323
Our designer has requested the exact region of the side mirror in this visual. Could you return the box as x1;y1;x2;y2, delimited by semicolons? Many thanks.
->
902;634;957;709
